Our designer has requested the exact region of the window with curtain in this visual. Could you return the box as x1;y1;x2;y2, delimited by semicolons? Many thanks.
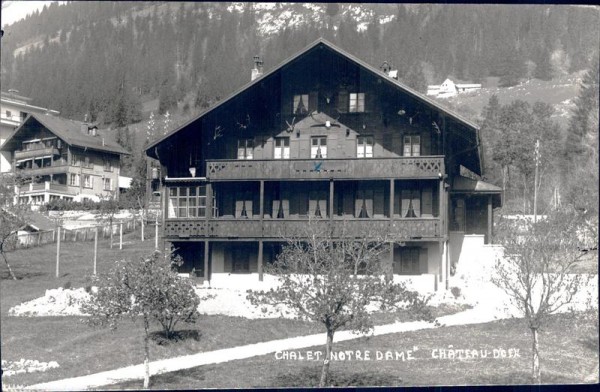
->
357;136;374;158
309;190;327;218
355;188;374;218
293;94;309;114
400;188;421;218
311;136;327;159
235;191;253;218
403;135;421;157
237;139;254;159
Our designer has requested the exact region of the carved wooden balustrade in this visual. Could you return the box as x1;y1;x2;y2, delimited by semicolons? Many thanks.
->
207;156;444;181
164;217;441;240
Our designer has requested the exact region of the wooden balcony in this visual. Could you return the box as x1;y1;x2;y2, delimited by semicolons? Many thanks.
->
14;147;60;160
207;156;444;181
17;181;74;195
164;217;441;241
16;163;69;176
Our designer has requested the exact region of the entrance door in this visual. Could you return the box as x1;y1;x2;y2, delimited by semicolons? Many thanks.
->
232;247;250;273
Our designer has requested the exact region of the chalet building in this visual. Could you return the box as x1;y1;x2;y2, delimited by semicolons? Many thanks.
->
145;39;501;290
0;113;129;204
427;79;482;98
1;90;60;173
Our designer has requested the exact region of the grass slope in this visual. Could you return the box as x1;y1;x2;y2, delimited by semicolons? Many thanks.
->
112;313;599;388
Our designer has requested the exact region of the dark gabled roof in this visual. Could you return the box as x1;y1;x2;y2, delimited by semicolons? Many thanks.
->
1;113;130;155
146;38;482;165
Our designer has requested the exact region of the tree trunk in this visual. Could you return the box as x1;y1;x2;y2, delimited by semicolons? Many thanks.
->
531;327;540;383
319;329;334;387
143;317;151;389
1;251;17;280
141;211;145;241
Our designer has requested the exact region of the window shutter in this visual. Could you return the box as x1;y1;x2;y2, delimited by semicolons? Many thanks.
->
338;91;349;113
422;186;433;217
365;93;375;112
374;187;384;217
309;91;318;112
421;132;431;155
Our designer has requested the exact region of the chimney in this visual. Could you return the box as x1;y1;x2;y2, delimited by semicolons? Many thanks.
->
380;61;398;80
81;114;89;134
251;55;264;81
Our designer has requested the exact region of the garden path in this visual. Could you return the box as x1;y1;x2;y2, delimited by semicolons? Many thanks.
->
26;305;506;391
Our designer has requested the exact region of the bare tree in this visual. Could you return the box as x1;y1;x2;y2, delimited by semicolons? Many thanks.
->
492;208;595;383
83;250;208;388
247;220;432;387
0;174;28;280
96;192;120;248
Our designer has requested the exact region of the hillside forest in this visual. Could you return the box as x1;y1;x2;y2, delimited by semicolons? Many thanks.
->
1;2;598;217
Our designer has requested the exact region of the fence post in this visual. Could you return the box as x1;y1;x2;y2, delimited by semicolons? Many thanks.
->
56;227;61;278
52;229;55;243
37;232;41;247
83;228;88;242
94;227;98;275
119;222;123;250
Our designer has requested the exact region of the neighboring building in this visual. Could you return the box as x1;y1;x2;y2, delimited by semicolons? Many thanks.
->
427;79;482;98
0;113;129;205
145;39;501;289
1;90;60;173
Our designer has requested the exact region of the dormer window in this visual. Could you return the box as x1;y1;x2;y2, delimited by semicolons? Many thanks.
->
88;127;97;136
293;94;309;114
311;136;327;159
357;136;374;158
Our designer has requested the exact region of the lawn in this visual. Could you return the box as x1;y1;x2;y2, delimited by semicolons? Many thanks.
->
111;312;599;389
0;231;463;387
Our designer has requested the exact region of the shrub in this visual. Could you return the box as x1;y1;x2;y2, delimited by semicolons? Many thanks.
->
450;286;462;299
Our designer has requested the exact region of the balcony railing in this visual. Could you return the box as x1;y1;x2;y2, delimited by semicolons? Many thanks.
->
17;181;74;195
164;217;441;240
207;156;444;181
16;163;69;176
14;147;60;160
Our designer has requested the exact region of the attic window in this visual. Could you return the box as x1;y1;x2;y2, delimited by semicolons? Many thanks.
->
349;93;365;113
293;94;309;114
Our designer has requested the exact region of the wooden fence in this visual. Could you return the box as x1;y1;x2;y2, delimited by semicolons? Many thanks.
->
7;218;142;251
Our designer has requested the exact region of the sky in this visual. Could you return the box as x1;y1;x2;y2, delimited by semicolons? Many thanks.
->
1;0;59;28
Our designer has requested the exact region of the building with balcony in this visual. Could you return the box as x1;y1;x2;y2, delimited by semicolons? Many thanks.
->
0;113;129;204
145;39;501;289
1;90;60;173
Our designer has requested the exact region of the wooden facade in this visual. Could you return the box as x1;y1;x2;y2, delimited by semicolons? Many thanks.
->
146;39;501;288
1;114;127;204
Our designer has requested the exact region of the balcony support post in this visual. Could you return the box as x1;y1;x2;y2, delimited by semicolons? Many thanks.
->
487;195;493;245
438;178;444;283
259;180;264;282
258;240;264;282
388;241;394;279
389;179;394;221
329;180;334;221
204;240;210;283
